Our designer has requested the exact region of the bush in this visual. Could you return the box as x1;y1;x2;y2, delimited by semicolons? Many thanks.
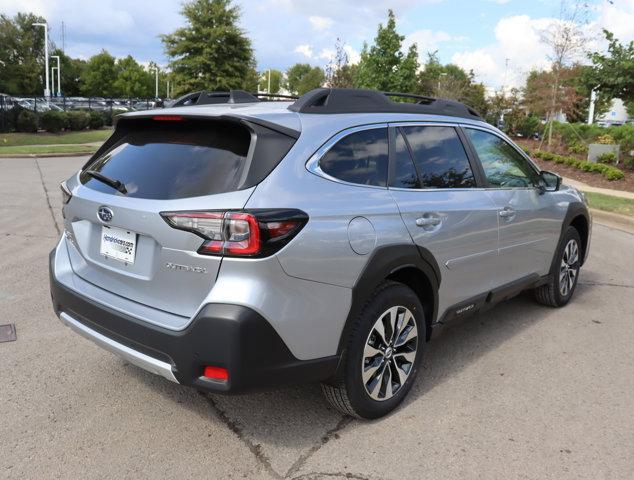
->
517;115;541;138
88;110;104;129
102;108;127;127
596;134;615;145
40;110;68;133
597;151;617;164
16;110;38;133
604;167;625;181
67;111;90;131
569;142;588;154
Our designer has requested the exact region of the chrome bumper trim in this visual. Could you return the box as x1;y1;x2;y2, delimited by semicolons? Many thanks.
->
59;312;179;383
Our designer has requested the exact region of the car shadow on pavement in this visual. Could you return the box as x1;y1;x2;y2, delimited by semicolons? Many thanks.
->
404;284;594;407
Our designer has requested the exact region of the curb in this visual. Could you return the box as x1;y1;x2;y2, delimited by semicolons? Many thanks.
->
590;208;634;234
0;151;95;158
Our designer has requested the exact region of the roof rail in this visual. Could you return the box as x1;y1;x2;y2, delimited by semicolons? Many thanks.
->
287;88;482;120
170;90;298;108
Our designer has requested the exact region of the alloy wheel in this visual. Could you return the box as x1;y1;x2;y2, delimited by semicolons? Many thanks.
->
559;239;579;297
361;306;418;401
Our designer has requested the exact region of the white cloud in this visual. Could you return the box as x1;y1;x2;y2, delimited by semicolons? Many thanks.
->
451;15;560;90
308;15;334;31
595;0;634;43
404;29;463;57
294;44;314;58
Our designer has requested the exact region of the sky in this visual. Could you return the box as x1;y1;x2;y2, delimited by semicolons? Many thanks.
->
2;0;634;91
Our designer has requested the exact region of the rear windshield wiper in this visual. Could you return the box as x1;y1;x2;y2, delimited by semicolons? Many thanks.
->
85;170;127;194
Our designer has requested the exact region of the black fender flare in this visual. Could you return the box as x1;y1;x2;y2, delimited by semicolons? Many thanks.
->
335;244;440;356
549;201;590;272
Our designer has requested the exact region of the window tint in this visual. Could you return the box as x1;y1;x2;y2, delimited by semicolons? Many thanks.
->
401;126;475;188
320;128;388;187
80;121;251;199
466;129;539;188
392;129;420;189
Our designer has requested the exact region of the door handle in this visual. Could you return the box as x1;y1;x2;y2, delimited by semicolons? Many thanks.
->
499;207;516;220
416;216;441;227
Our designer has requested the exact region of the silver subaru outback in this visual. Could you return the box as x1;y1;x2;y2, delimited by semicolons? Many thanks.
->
50;88;591;419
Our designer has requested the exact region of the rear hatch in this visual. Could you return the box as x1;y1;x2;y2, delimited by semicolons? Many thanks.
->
63;115;297;320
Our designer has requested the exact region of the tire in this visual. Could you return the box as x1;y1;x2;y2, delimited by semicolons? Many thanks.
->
321;281;425;419
534;226;582;307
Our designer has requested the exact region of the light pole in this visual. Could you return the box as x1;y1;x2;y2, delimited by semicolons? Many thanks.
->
150;67;159;99
32;22;50;99
52;55;61;97
51;67;57;96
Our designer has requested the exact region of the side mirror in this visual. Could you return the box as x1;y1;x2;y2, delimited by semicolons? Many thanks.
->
538;171;561;193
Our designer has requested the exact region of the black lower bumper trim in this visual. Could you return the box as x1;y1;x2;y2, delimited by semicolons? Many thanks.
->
49;251;339;393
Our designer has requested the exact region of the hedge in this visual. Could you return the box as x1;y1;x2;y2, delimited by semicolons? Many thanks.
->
16;110;38;133
528;149;625;181
40;110;68;133
67;111;91;131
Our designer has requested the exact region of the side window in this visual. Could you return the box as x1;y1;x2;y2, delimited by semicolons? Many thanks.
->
401;126;475;188
392;129;421;189
320;128;388;187
465;129;540;188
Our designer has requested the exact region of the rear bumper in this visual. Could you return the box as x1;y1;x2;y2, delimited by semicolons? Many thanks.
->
49;250;339;393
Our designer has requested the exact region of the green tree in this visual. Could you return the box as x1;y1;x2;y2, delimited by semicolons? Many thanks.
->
0;12;47;94
161;0;256;95
586;29;634;103
354;10;418;92
113;56;153;97
285;63;324;95
81;50;117;96
417;53;487;114
260;69;282;94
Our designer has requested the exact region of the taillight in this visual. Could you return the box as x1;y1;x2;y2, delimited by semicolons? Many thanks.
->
161;209;308;257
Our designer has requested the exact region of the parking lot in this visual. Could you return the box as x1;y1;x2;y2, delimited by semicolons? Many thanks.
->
1;155;633;480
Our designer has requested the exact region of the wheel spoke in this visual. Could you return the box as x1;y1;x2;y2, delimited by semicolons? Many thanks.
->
362;357;383;385
372;315;389;348
386;307;399;344
382;364;393;399
395;324;417;348
392;359;408;387
363;342;382;359
394;350;416;364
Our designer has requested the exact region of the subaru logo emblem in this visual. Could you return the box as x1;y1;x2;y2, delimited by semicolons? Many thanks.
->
98;206;114;223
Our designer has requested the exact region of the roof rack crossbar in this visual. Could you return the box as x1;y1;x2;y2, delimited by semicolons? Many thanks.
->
251;92;299;100
382;92;436;105
287;88;481;120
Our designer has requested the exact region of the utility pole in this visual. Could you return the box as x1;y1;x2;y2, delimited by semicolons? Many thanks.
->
52;55;61;97
502;58;510;94
437;72;447;97
166;80;170;99
587;88;597;125
32;22;50;99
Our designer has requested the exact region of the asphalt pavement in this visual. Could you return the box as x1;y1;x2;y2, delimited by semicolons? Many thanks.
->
1;156;633;480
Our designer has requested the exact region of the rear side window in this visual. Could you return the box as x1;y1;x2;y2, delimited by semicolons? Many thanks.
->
319;128;389;187
79;119;297;200
392;129;420;189
401;126;475;189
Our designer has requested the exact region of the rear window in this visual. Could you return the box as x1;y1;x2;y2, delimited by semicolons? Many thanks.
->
80;121;252;199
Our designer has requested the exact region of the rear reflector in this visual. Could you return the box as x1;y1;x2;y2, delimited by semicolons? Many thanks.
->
203;366;229;381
